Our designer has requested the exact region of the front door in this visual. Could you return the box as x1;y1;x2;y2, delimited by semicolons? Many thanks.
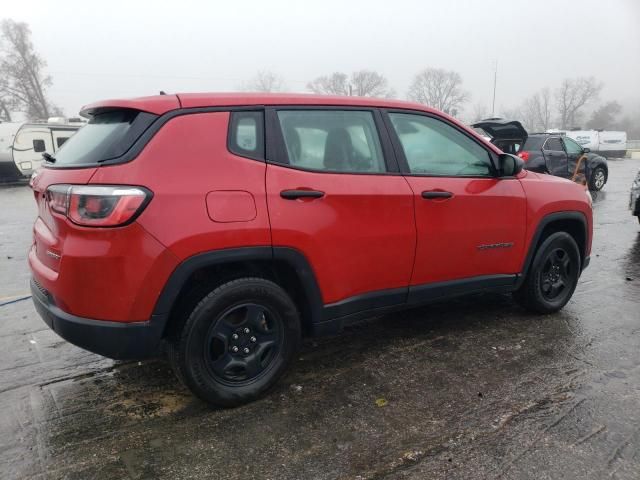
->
543;136;569;178
383;111;527;290
562;136;588;185
265;108;416;309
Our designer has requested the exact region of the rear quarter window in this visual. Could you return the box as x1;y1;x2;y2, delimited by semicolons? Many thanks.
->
522;137;545;151
228;111;264;160
52;109;157;166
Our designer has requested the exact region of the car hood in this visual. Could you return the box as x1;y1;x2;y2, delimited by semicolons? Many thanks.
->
471;118;528;141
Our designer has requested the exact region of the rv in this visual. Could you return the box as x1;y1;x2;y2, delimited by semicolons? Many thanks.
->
0;118;83;182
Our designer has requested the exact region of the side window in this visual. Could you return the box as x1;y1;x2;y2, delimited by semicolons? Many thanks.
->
563;137;583;155
543;137;563;151
276;110;385;173
56;137;69;148
33;139;46;153
388;113;492;176
228;111;264;160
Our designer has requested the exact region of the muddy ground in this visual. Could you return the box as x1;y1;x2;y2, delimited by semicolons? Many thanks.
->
1;159;639;480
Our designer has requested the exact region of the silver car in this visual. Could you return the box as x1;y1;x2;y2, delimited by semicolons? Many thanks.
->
631;169;640;223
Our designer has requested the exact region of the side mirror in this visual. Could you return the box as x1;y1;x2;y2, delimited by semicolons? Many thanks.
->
498;153;524;177
583;147;590;153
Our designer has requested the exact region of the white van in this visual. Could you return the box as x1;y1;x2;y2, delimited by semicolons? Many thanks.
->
553;130;627;158
0;119;82;181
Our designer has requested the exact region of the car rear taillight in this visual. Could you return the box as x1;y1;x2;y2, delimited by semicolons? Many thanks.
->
517;151;530;162
46;185;151;227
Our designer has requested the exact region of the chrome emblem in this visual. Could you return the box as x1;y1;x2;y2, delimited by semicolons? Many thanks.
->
46;250;61;260
477;242;514;250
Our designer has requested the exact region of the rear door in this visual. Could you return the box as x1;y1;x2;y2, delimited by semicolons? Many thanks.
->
265;107;416;310
542;137;569;178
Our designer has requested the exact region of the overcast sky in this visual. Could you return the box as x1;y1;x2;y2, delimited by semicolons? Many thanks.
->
3;0;640;118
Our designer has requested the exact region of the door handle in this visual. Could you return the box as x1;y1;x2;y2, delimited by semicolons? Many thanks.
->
280;189;325;200
421;191;453;200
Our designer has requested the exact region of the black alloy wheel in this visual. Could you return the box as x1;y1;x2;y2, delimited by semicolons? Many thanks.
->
204;303;283;385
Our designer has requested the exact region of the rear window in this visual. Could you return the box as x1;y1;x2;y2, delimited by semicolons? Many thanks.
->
521;137;545;151
52;109;157;166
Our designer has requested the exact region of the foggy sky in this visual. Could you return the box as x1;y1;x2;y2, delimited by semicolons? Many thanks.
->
3;0;640;119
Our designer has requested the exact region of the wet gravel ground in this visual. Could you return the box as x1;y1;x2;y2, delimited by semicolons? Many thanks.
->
1;160;639;480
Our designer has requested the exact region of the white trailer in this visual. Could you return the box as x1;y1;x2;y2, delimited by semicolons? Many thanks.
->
0;119;82;181
559;130;627;158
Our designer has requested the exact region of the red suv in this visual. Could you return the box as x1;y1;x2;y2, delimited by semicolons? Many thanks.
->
29;93;593;406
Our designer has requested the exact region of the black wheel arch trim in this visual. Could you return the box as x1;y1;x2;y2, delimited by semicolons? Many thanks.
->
152;246;324;336
516;211;589;289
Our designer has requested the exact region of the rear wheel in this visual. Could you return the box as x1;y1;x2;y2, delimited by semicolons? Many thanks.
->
514;232;581;314
169;278;300;407
589;167;606;191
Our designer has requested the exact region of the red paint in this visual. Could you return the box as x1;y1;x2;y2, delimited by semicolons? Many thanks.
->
404;176;527;285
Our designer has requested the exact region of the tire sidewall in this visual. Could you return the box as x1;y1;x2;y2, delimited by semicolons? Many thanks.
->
178;279;300;407
528;232;581;312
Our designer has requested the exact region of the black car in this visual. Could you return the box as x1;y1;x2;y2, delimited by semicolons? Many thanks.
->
473;118;609;191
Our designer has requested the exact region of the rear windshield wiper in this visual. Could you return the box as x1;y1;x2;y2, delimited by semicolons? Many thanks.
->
42;152;56;163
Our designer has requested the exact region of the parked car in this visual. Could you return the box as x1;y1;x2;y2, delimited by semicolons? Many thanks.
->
0;118;82;182
631;169;640;223
29;94;593;406
473;118;609;191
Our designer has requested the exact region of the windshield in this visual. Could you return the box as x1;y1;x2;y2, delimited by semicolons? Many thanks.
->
52;109;157;166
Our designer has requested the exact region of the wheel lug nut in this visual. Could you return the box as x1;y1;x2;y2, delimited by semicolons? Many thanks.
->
243;347;250;354
231;334;239;340
231;346;239;353
243;328;250;334
250;336;257;343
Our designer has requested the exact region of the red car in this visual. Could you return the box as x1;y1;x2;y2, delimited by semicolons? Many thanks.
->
28;93;593;406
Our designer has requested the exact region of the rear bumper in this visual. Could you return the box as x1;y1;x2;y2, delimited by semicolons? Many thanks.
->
31;279;166;360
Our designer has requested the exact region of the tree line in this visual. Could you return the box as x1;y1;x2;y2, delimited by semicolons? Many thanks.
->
1;18;638;138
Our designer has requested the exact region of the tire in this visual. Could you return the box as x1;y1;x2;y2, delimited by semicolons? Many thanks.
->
169;278;301;407
588;166;607;191
514;232;581;314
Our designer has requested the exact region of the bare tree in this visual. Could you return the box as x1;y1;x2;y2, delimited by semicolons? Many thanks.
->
586;101;622;130
0;96;13;121
407;68;469;115
307;70;394;97
307;72;349;95
519;88;553;132
242;70;285;93
350;70;394;97
471;102;489;122
555;77;602;129
0;19;58;120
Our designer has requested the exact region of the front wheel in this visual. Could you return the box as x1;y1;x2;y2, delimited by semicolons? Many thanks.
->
589;167;607;191
169;278;301;407
514;232;581;314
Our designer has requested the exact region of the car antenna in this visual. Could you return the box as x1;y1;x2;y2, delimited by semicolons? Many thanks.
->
159;91;167;95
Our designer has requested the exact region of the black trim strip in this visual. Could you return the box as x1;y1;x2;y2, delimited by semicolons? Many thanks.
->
407;274;516;304
323;287;407;321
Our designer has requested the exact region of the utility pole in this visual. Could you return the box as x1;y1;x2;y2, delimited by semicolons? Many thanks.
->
491;60;498;117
